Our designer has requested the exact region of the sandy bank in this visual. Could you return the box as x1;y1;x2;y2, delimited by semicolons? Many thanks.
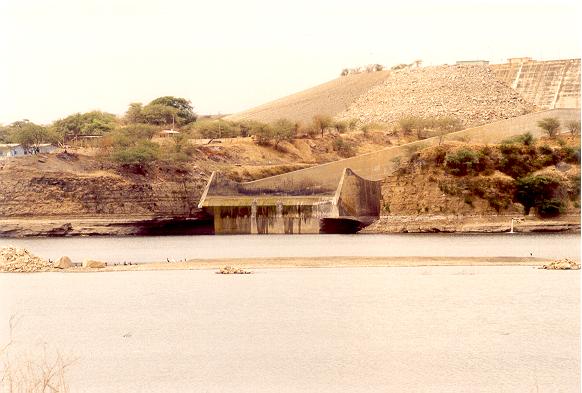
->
59;256;554;273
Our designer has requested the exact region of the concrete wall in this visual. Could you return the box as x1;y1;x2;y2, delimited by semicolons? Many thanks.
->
334;169;381;221
241;108;580;192
491;59;580;109
209;201;331;234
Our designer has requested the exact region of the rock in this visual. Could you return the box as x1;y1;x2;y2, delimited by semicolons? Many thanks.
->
53;256;72;269
0;246;52;272
82;259;106;268
216;265;252;274
337;65;533;128
541;258;581;270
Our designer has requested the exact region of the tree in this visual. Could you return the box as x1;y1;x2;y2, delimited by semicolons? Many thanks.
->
0;124;11;143
149;96;197;125
271;119;296;149
566;120;581;136
190;119;238;139
122;124;159;139
333;120;348;134
537;117;560;138
10;121;57;153
252;124;273;145
312;115;333;138
125;103;146;124
53;111;117;142
141;104;178;126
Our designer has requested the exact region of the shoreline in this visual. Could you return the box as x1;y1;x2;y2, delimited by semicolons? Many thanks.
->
56;256;553;273
0;214;580;237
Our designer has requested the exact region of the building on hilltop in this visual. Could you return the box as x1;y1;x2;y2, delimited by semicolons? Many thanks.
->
508;57;533;64
456;60;490;66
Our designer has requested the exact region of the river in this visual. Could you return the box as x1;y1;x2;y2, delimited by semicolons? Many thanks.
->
0;265;579;392
0;233;579;263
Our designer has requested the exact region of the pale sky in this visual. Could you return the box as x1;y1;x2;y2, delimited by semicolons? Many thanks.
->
0;0;580;125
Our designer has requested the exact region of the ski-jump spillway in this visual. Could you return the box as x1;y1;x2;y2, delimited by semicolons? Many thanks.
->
198;168;381;234
199;108;580;234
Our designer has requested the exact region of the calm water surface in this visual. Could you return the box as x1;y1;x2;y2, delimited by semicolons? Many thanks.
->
0;233;579;263
0;266;579;392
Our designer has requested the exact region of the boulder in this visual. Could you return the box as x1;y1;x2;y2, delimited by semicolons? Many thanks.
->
82;259;106;268
53;256;72;269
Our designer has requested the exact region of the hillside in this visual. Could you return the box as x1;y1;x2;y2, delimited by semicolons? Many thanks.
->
365;135;581;233
225;70;391;123
0;132;395;218
227;65;535;128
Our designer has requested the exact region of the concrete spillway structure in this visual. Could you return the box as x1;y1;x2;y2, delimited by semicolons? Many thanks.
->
198;168;381;234
491;59;580;109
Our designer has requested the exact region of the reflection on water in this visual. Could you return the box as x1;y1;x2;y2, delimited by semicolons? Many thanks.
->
0;233;579;263
0;266;579;393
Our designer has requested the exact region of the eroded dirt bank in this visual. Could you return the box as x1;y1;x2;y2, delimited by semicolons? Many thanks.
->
362;215;580;234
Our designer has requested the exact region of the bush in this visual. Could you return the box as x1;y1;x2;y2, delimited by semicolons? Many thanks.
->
112;140;160;165
332;137;355;157
501;132;534;146
332;120;348;134
190;119;239;139
468;176;516;212
498;144;538;178
122;124;159;140
566;120;581;136
444;149;482;176
560;146;581;164
252;124;273;145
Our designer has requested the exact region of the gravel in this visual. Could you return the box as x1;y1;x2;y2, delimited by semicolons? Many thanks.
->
0;246;53;273
337;65;535;128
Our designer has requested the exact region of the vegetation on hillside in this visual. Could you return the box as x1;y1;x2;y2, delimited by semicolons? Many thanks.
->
396;133;580;218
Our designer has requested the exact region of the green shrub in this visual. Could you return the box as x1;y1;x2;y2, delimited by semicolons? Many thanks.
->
112;140;160;165
332;121;348;134
501;132;534;146
561;146;581;164
332;137;355;157
122;124;159;140
566;120;581;136
190;119;239;139
538;144;553;155
444;149;482;176
468;176;516;212
397;117;420;135
498;144;539;178
569;174;581;199
515;174;567;217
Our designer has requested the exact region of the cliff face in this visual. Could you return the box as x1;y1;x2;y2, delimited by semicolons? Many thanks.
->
0;153;209;218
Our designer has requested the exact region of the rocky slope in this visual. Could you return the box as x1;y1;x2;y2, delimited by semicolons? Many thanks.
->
337;65;534;127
